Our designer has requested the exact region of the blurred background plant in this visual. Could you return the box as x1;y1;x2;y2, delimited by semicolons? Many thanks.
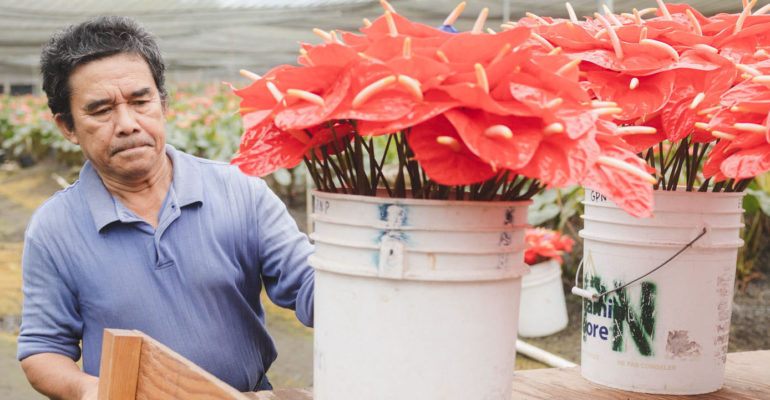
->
527;185;584;285
0;84;309;205
739;172;770;288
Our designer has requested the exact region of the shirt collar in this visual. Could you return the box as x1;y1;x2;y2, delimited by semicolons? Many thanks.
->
81;144;204;232
166;144;203;208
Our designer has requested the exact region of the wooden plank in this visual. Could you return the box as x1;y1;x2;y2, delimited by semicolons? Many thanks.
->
509;350;770;399
97;329;143;400
248;351;769;400
131;330;252;400
251;388;313;400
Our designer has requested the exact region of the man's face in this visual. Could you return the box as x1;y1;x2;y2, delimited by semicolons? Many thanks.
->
56;53;167;182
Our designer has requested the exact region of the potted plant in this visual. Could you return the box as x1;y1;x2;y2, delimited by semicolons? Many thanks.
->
523;0;770;394
230;2;656;399
518;228;574;337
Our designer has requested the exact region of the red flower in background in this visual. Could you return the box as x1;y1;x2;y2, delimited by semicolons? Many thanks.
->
524;228;575;265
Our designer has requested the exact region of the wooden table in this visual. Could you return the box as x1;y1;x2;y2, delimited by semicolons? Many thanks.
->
254;350;770;399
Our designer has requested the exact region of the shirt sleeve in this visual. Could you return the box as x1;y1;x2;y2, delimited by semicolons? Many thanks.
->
254;180;315;327
17;235;83;362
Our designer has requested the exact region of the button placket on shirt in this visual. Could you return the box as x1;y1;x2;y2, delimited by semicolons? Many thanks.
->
154;189;182;269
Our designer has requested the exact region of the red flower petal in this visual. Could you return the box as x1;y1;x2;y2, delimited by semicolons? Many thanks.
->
356;90;458;136
584;70;675;121
444;108;542;170
232;121;307;177
579;136;654;218
407;115;496;185
517;132;600;187
719;145;770;180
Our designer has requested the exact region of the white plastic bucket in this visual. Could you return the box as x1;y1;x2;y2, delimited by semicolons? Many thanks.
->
309;190;531;400
518;259;569;337
578;188;744;394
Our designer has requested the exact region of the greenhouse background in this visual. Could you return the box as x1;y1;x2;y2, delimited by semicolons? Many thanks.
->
0;0;744;94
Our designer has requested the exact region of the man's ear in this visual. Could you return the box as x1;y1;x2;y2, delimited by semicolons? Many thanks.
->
54;114;79;145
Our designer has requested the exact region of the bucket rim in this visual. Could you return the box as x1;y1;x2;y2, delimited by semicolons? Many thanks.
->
580;215;746;230
581;200;745;214
309;254;529;281
586;187;747;199
310;233;529;254
312;188;532;207
312;213;531;231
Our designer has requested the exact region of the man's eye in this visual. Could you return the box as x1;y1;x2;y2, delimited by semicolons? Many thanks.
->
93;108;110;115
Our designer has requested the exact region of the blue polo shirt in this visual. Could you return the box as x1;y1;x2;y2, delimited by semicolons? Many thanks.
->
17;145;314;391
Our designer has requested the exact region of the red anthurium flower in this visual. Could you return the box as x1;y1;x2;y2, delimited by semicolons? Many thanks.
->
620;114;668;153
298;42;360;67
702;139;731;181
524;228;574;264
232;120;308;177
721;80;770;109
234;120;357;178
437;27;531;67
658;53;737;142
329;59;416;122
532;20;603;52
704;102;770;180
517;129;601;188
386;54;452;89
558;28;679;75
361;35;452;63
510;53;591;106
711;18;770;63
356;89;458;137
362;11;452;40
664;3;710;26
440;80;535;117
660;96;702;143
443;108;542;171
407;115;496;185
579;121;655;218
273;66;349;131
584;69;675;122
717;145;770;180
234;66;300;128
303;121;357;161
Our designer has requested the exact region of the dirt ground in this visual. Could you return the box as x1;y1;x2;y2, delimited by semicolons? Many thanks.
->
1;160;768;398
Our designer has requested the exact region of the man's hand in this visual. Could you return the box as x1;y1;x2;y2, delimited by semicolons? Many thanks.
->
20;352;98;400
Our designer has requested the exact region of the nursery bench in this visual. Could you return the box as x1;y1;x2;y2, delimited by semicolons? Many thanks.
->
97;329;768;399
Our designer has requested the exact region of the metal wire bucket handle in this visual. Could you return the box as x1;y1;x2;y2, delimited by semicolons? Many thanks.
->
571;227;708;301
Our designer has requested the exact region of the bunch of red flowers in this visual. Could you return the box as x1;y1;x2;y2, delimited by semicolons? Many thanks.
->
520;0;770;191
524;228;575;265
231;1;657;217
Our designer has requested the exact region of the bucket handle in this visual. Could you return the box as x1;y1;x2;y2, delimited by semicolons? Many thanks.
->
571;227;708;301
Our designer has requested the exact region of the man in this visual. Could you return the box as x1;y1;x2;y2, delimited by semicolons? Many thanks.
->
17;16;314;399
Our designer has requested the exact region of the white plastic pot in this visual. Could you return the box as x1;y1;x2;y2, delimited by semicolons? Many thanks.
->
309;190;531;400
578;188;744;394
518;259;569;337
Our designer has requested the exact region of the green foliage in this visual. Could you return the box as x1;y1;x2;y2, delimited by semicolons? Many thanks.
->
528;185;583;231
0;85;305;205
0;84;244;165
164;83;242;162
737;173;770;284
0;95;79;163
527;185;585;284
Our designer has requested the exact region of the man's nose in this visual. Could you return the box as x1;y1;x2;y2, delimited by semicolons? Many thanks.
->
114;104;140;136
